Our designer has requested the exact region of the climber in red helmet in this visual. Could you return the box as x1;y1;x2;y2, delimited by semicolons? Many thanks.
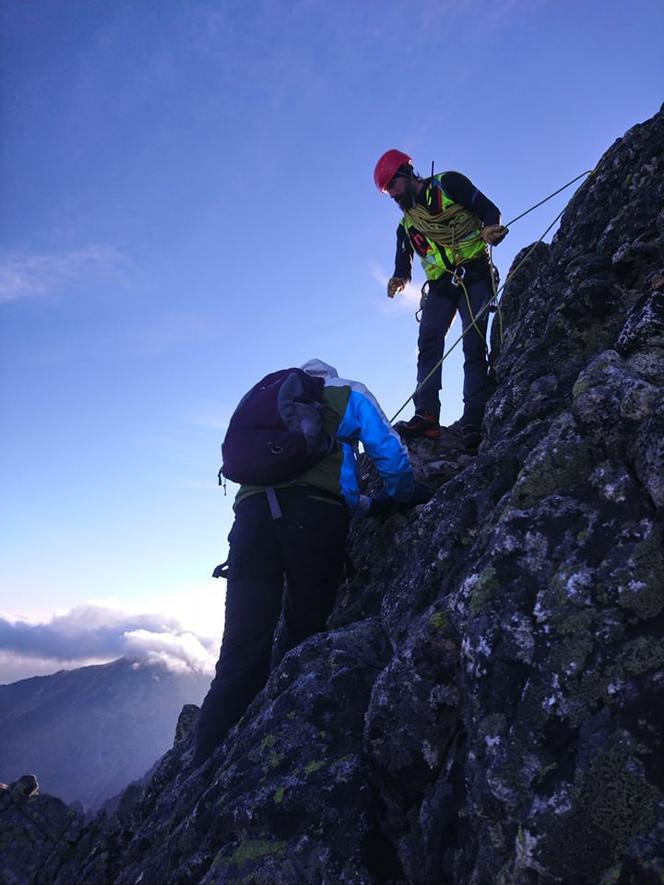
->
374;149;508;450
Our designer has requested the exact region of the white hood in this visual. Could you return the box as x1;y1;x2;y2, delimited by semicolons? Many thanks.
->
300;358;339;381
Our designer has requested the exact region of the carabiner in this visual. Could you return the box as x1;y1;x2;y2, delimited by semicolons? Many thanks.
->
451;266;466;288
416;280;430;323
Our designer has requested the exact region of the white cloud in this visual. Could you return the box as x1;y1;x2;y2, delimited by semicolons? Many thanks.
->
0;245;124;303
123;628;214;674
0;604;217;683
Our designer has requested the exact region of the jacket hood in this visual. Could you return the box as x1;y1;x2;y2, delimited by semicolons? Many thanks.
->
300;359;339;381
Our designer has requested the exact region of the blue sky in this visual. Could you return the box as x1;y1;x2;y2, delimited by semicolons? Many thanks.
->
1;0;662;682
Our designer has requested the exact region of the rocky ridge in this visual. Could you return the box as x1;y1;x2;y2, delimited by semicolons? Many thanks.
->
1;106;663;884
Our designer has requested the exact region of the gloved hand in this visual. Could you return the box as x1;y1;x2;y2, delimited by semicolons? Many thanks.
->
387;277;408;298
480;224;509;246
367;491;394;518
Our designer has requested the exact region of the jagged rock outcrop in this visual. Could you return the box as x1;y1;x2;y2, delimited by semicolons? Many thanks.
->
0;776;84;885
2;107;663;884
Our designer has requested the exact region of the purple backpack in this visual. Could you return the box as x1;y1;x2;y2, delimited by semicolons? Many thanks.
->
220;368;335;485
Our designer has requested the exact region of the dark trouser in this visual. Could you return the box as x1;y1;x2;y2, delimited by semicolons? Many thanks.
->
194;486;349;765
413;260;493;426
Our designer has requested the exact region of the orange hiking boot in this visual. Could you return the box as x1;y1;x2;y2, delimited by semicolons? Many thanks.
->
394;412;441;439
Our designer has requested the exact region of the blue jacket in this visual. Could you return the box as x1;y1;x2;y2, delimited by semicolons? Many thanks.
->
235;359;414;512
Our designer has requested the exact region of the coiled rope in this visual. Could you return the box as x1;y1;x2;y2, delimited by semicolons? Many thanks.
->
405;202;481;254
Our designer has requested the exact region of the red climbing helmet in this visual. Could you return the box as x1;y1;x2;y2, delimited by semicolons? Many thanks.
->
373;149;413;192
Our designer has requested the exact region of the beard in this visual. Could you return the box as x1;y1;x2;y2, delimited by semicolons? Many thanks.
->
392;182;417;212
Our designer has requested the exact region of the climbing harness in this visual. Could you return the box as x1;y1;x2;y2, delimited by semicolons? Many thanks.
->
390;169;595;424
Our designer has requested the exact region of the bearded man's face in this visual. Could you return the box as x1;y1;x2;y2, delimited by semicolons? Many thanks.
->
386;174;417;211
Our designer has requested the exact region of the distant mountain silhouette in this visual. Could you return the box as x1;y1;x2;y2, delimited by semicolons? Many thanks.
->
0;657;209;809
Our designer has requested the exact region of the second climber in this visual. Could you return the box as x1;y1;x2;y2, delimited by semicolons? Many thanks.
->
374;149;508;450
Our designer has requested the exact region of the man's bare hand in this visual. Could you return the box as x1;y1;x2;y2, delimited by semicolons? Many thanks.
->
387;277;407;298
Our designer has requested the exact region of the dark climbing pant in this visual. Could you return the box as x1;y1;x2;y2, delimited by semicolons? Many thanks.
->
413;261;493;426
194;486;349;765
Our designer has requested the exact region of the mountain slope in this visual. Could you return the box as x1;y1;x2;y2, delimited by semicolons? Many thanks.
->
0;657;208;809
2;105;663;884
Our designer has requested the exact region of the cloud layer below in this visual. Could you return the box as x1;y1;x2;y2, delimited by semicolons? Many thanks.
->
0;605;217;684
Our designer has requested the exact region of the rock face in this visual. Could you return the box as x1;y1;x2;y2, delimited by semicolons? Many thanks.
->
2;107;663;884
0;776;84;885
